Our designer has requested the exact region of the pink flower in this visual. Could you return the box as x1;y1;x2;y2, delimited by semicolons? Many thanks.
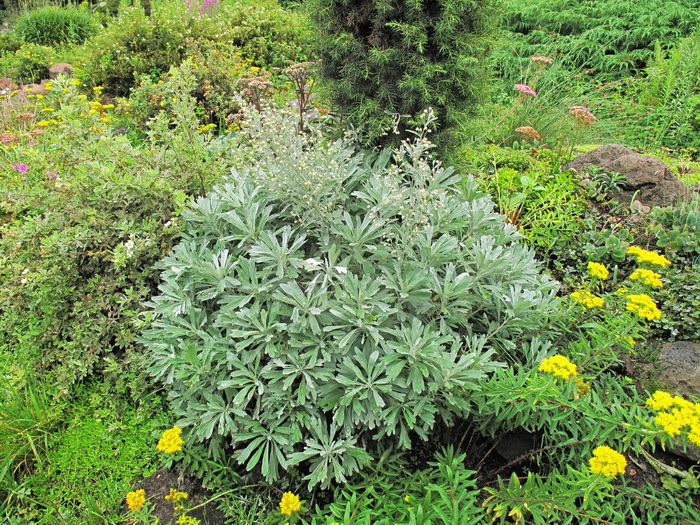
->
514;84;537;97
569;105;596;125
531;56;554;65
28;140;34;146
47;171;57;178
12;163;28;172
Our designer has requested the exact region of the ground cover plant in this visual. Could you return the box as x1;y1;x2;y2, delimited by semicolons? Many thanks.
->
495;0;700;82
0;0;700;523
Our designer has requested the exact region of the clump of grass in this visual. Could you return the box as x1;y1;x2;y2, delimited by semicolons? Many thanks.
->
14;5;97;47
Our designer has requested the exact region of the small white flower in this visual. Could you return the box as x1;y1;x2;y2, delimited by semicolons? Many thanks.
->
21;268;29;275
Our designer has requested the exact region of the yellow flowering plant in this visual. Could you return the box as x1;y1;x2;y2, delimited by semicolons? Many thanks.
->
647;390;700;447
472;247;698;521
589;445;627;477
556;248;670;375
157;426;185;454
124;489;158;524
538;354;577;380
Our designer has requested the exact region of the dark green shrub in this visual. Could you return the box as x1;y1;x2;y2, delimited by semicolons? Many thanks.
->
312;0;499;145
13;5;97;47
140;104;558;488
0;42;57;83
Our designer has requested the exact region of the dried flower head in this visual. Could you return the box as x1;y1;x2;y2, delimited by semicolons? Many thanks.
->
515;126;541;142
569;105;597;125
514;84;537;97
531;55;554;65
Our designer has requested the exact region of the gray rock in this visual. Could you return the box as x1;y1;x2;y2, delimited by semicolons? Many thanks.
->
657;341;700;398
48;63;74;79
566;144;689;207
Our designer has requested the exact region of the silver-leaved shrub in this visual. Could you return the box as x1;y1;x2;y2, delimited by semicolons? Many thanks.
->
140;104;559;488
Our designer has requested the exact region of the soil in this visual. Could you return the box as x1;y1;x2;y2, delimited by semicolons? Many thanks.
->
123;468;227;525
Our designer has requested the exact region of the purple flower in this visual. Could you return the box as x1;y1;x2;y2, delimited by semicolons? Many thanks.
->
47;171;57;178
28;140;34;146
514;84;537;97
12;163;28;172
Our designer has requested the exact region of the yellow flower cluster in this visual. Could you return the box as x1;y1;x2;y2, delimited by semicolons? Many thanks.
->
629;268;663;287
647;391;700;446
176;516;200;525
587;261;609;279
280;492;302;515
570;290;605;309
197;123;216;133
157;426;185;453
165;488;189;502
627;246;671;268
126;489;146;511
538;355;578;380
613;334;635;348
574;376;591;396
589;446;627;477
625;294;662;321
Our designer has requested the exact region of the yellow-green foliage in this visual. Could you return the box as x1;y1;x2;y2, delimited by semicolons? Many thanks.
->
81;0;312;97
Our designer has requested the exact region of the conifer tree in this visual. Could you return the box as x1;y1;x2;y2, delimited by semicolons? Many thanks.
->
312;0;499;145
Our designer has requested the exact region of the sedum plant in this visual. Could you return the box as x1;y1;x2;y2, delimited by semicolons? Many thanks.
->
140;103;558;488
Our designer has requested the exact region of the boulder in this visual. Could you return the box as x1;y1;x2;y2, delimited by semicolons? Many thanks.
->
20;79;52;96
648;341;700;462
48;63;74;79
566;144;689;207
0;77;18;95
656;341;700;398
